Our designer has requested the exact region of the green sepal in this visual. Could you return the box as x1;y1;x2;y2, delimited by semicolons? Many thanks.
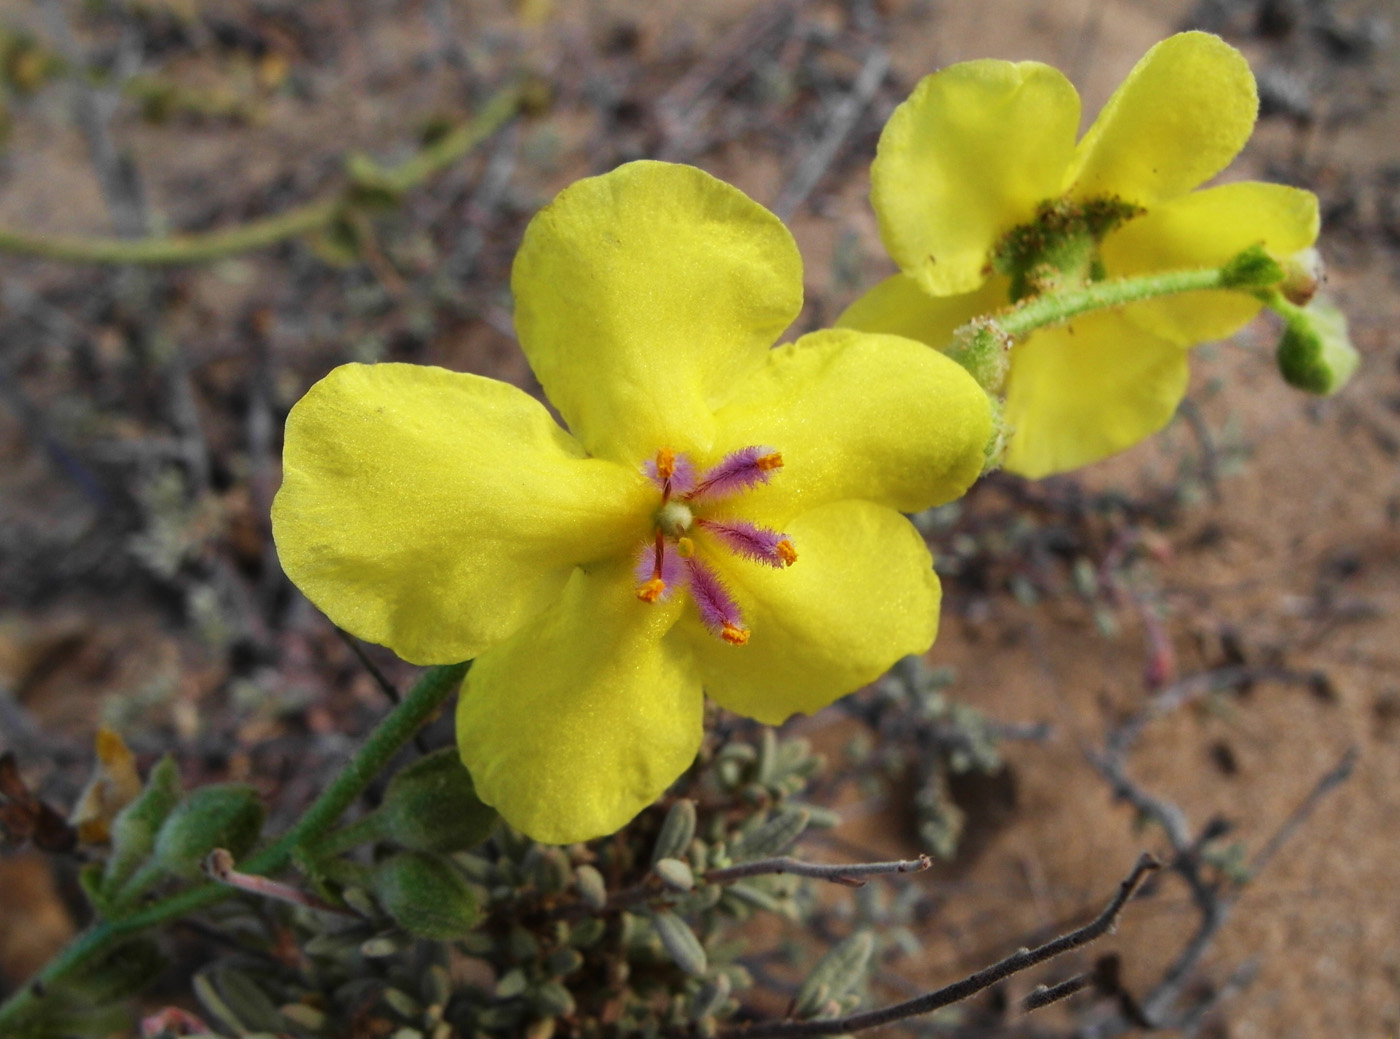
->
372;850;481;940
1219;244;1285;289
153;783;265;879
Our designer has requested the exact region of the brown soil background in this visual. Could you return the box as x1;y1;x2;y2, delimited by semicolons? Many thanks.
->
0;0;1396;1036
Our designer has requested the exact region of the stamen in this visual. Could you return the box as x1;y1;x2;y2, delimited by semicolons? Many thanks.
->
635;533;682;603
676;537;695;557
643;449;697;498
683;557;748;643
687;446;783;503
696;518;797;569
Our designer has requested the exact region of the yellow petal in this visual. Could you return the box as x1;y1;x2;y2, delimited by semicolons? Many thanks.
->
1002;312;1189;478
872;61;1080;295
457;561;701;844
836;271;1012;349
709;329;991;524
682;501;939;725
1070;32;1257;206
1102;182;1320;343
512;161;803;463
273;363;651;665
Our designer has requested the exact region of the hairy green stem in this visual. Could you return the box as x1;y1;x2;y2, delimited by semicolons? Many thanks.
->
949;247;1285;397
0;662;468;1031
0;89;519;265
999;255;1276;340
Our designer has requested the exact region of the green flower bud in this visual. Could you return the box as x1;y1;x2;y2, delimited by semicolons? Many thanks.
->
102;754;182;892
946;319;1014;396
1276;297;1359;395
378;749;498;854
153;784;264;879
372;850;481;940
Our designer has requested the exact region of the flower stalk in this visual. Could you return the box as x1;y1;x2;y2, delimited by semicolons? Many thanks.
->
949;246;1286;395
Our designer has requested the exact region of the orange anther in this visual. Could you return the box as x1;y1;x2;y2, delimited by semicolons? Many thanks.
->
776;540;797;566
676;536;695;558
756;452;784;471
656;447;677;480
637;578;666;603
721;623;750;646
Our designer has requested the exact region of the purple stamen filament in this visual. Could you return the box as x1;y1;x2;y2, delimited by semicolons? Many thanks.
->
636;446;797;645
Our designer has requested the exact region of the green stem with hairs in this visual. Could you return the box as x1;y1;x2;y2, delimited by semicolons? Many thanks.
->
0;88;519;266
0;662;468;1032
999;245;1283;339
949;246;1285;395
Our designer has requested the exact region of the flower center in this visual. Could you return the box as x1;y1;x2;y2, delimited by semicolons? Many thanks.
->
655;501;694;537
991;196;1145;301
635;446;796;646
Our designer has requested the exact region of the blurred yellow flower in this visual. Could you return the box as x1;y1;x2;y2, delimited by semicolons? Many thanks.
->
273;161;991;843
839;32;1319;477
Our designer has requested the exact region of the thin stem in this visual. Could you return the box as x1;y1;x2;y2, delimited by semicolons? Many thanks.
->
999;267;1241;340
718;854;1159;1038
0;662;467;1031
705;854;931;888
1023;971;1093;1012
304;809;388;859
0;90;519;265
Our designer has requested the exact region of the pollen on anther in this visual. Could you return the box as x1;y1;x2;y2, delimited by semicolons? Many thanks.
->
756;452;783;471
721;623;750;646
776;539;797;566
637;578;667;603
676;536;695;558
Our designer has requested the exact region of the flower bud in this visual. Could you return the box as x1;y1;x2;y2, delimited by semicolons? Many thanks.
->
153;785;264;879
1278;247;1326;306
377;748;498;854
103;755;182;892
372;850;481;940
946;319;1013;395
1276;297;1359;395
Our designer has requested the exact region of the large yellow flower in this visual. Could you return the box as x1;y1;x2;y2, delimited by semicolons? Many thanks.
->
838;32;1319;478
273;161;991;843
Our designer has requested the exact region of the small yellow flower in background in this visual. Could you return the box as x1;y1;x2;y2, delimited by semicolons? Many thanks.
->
273;161;991;844
838;31;1321;478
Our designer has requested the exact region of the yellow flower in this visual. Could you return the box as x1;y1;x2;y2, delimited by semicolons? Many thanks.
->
838;32;1320;478
273;161;991;843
